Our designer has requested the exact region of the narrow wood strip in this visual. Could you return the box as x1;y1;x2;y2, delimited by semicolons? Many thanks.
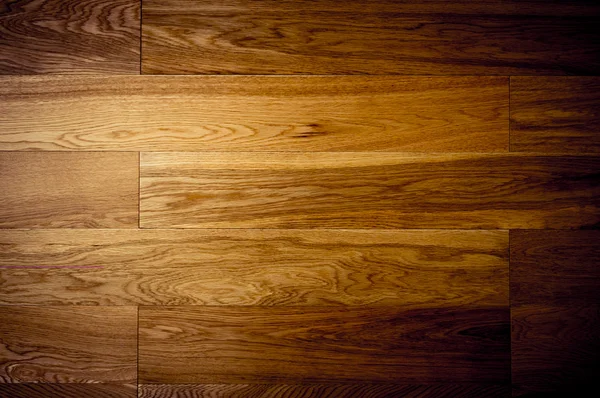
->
0;229;507;306
0;0;140;74
0;76;507;152
510;77;600;153
0;384;136;398
140;152;600;229
139;306;510;384
0;152;138;228
0;306;137;383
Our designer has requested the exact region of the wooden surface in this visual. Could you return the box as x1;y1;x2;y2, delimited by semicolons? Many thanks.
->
0;0;140;74
140;152;600;229
0;152;139;228
510;77;600;153
138;384;511;398
142;0;600;75
0;229;507;306
0;306;137;383
0;384;136;398
511;230;600;395
0;75;508;152
139;306;510;384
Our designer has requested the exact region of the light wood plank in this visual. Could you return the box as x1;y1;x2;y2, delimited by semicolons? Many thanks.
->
511;77;600;153
0;152;138;228
0;76;507;152
140;152;600;229
0;306;137;383
138;384;511;398
139;306;510;384
0;0;140;74
0;384;136;398
142;0;600;75
0;229;507;306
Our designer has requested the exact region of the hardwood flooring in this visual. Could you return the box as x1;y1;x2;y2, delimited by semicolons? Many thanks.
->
1;1;599;397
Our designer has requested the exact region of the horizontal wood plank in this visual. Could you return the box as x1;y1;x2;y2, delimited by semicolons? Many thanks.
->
0;229;507;306
0;306;137;383
0;0;140;74
0;384;136;398
140;153;600;229
0;76;507;152
138;384;511;398
139;306;510;384
0;152;138;228
510;77;600;153
142;0;600;75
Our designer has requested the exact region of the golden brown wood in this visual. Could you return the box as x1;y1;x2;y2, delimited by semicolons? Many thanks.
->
140;152;600;229
138;384;511;398
510;77;600;153
142;0;600;75
0;384;136;398
0;76;508;152
0;152;138;228
0;229;507;306
511;230;600;395
139;306;510;384
0;0;140;74
0;306;137;383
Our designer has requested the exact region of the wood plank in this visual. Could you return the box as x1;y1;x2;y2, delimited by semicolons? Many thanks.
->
0;152;138;228
142;0;600;75
139;384;511;398
139;306;510;384
0;0;140;74
140;153;600;229
510;77;600;153
0;384;136;398
0;306;137;383
0;76;508;152
511;230;600;394
0;229;507;306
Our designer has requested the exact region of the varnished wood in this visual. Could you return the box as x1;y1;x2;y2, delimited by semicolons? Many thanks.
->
0;76;508;152
511;230;600;395
0;229;507;306
510;77;600;153
139;306;509;384
0;306;137;383
140;152;600;229
0;152;138;228
0;384;136;398
138;384;511;398
0;0;140;74
142;0;600;75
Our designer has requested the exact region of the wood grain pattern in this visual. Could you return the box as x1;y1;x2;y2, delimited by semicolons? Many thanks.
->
0;0;140;74
139;306;510;384
0;76;508;152
138;384;511;398
511;230;600;394
142;0;600;75
0;152;138;228
0;229;507;306
0;383;136;398
510;77;600;153
0;306;137;383
140;152;600;229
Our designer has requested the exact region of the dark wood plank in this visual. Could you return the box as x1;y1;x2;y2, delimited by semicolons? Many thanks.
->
139;306;510;384
511;230;600;394
142;0;600;75
0;0;140;74
138;384;511;398
140;153;600;229
0;306;137;383
0;384;136;398
510;77;600;153
0;229;508;306
0;152;138;228
0;76;508;152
